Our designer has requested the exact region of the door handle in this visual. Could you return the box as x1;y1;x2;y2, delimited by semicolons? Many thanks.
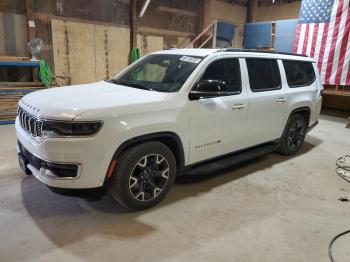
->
232;104;246;110
276;97;287;103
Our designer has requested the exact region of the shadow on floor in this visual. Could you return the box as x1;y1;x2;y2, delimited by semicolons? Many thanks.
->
20;136;322;247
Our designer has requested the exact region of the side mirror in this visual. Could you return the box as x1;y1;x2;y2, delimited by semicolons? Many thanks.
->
189;80;235;100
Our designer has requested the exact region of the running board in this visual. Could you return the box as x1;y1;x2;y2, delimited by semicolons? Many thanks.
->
184;143;278;175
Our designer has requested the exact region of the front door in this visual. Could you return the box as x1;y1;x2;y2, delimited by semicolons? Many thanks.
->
188;58;248;164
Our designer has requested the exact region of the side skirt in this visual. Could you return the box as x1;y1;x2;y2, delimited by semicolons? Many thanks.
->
183;141;279;175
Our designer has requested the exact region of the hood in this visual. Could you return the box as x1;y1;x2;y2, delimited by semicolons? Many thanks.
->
19;81;170;120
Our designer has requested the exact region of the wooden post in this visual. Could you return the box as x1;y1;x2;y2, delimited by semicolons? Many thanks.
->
212;21;217;48
130;0;138;49
246;0;258;23
197;0;205;36
24;0;36;41
24;0;39;81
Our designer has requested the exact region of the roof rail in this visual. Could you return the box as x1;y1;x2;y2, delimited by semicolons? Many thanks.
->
219;48;308;57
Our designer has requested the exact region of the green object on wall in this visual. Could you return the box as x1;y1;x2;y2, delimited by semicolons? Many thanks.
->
39;59;53;87
130;48;140;63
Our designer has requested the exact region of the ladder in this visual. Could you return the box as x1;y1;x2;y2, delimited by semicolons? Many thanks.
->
186;21;218;48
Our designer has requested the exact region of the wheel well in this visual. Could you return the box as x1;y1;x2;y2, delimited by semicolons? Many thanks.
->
291;107;311;126
113;132;185;175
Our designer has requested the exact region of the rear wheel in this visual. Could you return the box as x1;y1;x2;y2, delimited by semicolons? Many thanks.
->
110;142;176;211
277;114;307;156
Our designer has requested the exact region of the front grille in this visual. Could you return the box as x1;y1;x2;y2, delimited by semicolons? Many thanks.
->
18;107;43;138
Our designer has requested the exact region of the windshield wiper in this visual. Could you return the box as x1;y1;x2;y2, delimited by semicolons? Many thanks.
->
106;79;154;91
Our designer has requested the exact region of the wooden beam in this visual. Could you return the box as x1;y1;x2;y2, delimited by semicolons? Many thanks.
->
137;26;195;38
246;0;258;23
24;0;36;40
35;12;130;29
322;89;350;97
158;5;198;17
0;56;31;62
0;82;44;87
130;0;138;49
197;0;205;35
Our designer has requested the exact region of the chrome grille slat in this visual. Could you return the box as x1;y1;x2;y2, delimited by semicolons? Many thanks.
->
17;107;43;139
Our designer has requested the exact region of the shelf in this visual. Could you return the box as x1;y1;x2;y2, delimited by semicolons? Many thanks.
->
323;89;350;97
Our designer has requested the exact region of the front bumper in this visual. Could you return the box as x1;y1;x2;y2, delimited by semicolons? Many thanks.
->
15;117;115;189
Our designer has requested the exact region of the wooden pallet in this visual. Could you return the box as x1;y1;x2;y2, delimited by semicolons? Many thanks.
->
0;83;46;124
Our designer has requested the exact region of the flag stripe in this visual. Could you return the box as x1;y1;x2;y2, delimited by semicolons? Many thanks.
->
317;23;330;73
297;24;307;54
310;23;319;58
293;24;302;53
335;1;350;84
313;23;324;66
306;23;314;56
320;0;339;83
344;32;350;84
302;24;310;55
324;0;344;84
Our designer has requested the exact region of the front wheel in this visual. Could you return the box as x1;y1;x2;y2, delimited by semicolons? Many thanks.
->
277;114;307;156
110;142;176;211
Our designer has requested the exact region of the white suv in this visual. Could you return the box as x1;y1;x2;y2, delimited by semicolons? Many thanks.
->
16;48;322;210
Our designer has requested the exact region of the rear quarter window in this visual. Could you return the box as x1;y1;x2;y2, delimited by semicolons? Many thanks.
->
246;58;281;92
282;60;316;88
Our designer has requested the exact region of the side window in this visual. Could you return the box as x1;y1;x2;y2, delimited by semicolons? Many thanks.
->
246;59;281;92
200;58;242;93
283;60;316;87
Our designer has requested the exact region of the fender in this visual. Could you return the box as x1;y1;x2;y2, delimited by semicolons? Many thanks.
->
109;131;185;176
280;106;311;139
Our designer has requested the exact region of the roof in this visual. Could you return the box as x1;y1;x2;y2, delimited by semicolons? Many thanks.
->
155;48;219;57
154;48;316;62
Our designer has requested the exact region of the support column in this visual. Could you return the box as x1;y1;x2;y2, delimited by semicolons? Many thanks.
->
246;0;258;23
130;0;138;49
24;0;36;40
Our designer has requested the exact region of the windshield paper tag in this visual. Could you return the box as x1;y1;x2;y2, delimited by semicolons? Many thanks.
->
179;56;201;64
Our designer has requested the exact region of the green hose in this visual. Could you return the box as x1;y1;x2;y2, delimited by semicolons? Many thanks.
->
130;47;140;63
39;59;53;87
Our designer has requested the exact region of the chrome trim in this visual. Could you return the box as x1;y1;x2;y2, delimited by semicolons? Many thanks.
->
18;107;43;140
17;106;103;139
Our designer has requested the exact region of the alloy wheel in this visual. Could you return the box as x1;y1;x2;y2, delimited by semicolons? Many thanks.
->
129;154;170;201
287;120;305;151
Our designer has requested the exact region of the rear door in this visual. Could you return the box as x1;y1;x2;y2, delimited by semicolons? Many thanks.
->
244;58;288;146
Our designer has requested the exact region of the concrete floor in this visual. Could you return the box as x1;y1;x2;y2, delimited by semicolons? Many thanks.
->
1;113;350;262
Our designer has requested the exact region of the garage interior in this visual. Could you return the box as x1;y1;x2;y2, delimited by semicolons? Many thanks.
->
1;0;350;261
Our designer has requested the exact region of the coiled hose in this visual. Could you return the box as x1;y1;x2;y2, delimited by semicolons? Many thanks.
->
39;59;53;87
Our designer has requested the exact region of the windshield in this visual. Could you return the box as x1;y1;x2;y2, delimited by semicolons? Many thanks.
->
109;54;203;92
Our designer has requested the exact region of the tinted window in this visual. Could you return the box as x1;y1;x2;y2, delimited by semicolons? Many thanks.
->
246;59;281;92
200;58;241;93
283;60;315;87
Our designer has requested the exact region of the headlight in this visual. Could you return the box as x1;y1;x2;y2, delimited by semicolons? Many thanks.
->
42;121;103;137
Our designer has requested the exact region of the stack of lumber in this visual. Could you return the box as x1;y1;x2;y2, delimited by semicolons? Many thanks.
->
0;82;46;124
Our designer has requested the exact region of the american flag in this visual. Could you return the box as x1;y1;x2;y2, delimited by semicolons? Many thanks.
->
294;0;350;85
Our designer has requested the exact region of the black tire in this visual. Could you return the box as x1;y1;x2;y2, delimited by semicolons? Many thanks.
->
110;142;176;211
277;114;307;156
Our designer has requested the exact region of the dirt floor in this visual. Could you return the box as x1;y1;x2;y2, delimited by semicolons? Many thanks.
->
0;112;349;262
